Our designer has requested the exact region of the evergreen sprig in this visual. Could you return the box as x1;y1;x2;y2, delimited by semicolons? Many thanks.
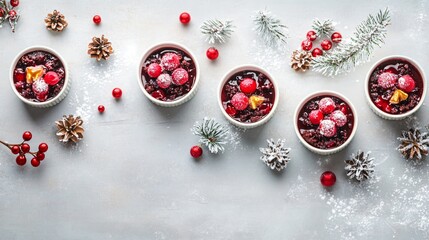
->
0;0;20;32
312;19;334;37
312;8;391;77
200;19;235;44
253;10;288;47
191;118;229;154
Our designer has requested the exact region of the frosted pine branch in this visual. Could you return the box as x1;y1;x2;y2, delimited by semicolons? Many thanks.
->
201;19;235;44
253;10;288;47
191;118;229;154
312;19;334;37
311;8;391;77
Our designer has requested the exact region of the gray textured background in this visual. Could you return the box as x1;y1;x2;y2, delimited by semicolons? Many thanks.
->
0;0;428;239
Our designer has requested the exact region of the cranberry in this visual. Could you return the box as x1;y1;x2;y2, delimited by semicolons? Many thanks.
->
384;67;398;74
398;75;415;93
311;48;323;57
309;109;324;125
0;8;4;18
231;93;249;111
36;152;45;161
301;39;312;51
13;68;25;82
11;145;20;154
10;0;19;7
331;32;342;43
151;90;165;100
156;73;173;89
8;10;16;18
161;53;180;71
16;155;26;166
318;119;337;137
320;171;336;187
225;105;237;116
38;143;49;152
44;71;60;85
32;79;49;99
378;72;398;89
190;145;202;158
31;158;40;167
260;103;272;115
330;110;347;127
22;131;32;141
172;68;189;85
206;47;219;60
147;63;162;78
239;78;257;94
306;30;317;41
93;15;102;24
375;97;391;113
21;143;30;153
179;12;191;24
319;97;336;114
112;88;122;99
321;40;332;51
98;105;105;113
339;103;348;114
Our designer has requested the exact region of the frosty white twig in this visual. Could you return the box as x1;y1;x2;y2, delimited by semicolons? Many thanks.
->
200;19;235;44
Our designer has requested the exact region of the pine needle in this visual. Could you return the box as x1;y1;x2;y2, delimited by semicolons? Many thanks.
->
191;118;229;154
200;19;235;44
311;8;391;77
312;19;335;37
253;10;288;47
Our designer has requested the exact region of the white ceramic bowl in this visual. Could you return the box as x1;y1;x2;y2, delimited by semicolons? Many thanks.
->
365;55;427;120
294;91;358;155
137;42;200;107
10;46;71;108
218;65;279;129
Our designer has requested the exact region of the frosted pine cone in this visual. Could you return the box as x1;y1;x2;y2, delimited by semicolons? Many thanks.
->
345;150;375;181
259;139;291;171
397;128;429;160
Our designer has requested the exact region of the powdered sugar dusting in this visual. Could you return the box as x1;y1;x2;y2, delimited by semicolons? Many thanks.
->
249;40;289;71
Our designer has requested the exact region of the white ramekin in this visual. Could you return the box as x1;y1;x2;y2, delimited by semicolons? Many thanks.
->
365;55;427;120
137;42;200;107
294;91;358;155
10;46;71;108
218;65;279;129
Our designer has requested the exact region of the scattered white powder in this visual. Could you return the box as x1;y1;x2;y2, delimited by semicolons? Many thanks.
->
249;40;289;71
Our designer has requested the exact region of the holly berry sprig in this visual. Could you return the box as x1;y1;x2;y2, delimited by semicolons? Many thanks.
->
0;0;20;32
0;131;48;167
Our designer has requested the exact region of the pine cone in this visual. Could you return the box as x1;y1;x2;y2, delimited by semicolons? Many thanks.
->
87;35;114;61
345;150;375;181
55;115;84;143
259;139;291;171
397;128;429;160
44;10;68;32
291;50;312;72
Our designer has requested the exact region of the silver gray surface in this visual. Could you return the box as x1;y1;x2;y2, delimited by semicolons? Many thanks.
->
0;0;428;239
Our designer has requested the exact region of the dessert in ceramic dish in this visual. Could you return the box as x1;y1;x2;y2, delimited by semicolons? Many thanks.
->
218;65;279;129
138;43;199;107
10;46;70;108
365;55;426;120
294;91;358;155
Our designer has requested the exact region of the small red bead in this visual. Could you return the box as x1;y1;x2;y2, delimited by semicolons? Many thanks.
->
31;158;40;167
10;0;19;7
8;10;16;18
239;78;257;94
98;105;105;113
38;143;49;152
11;145;20;154
331;32;342;43
309;110;324;125
321;39;333;51
179;12;191;24
301;39;313;51
93;15;101;24
21;143;30;153
36;152;45;161
206;47;219;60
16;155;26;166
22;131;32;141
311;48;323;57
112;88;122;99
320;171;336;187
306;30;317;41
190;145;203;158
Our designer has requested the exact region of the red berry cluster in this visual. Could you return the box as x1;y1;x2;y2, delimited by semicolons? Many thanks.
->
0;131;48;167
0;0;18;20
309;97;348;138
301;30;342;57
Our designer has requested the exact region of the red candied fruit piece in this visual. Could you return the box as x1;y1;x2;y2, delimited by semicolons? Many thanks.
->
172;68;189;85
225;104;237;116
231;93;249;111
374;96;391;113
161;53;180;71
339;103;348;114
319;97;336;114
14;68;26;82
260;103;272;115
44;71;60;85
151;90;165;100
239;78;257;94
377;72;398;89
309;109;324;125
398;75;416;93
330;110;347;127
156;73;172;89
318;119;337;138
147;63;162;78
